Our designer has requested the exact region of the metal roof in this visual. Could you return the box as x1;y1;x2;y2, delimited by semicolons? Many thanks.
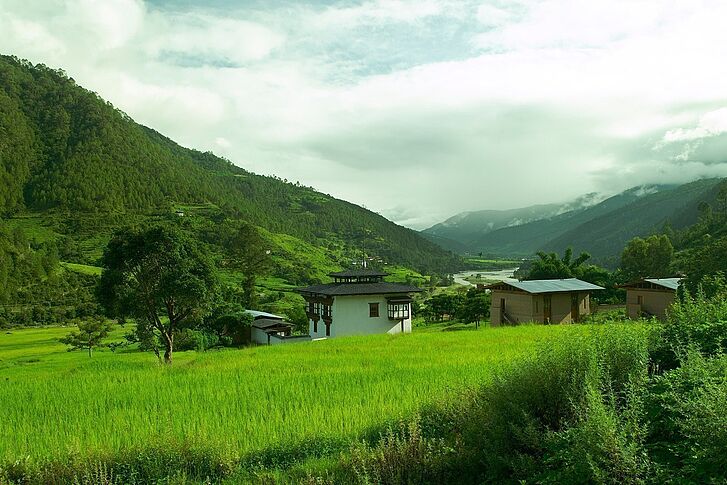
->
244;310;284;320
251;318;294;330
643;278;682;290
329;269;388;278
488;278;604;294
297;282;422;297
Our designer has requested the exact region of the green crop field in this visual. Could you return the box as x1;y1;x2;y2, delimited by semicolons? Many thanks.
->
0;324;577;470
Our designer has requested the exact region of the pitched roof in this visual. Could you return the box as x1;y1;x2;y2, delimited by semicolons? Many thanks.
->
486;278;604;294
618;278;682;291
244;310;284;320
297;282;422;296
329;269;388;278
251;318;294;330
645;278;681;290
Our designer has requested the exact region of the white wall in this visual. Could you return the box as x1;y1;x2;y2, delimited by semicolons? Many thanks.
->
251;327;270;345
308;294;412;338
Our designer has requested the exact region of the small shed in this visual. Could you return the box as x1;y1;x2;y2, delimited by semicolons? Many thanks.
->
485;278;604;326
617;278;681;320
251;318;294;345
244;310;310;345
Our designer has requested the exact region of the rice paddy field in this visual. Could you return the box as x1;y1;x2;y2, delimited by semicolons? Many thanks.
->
1;324;579;473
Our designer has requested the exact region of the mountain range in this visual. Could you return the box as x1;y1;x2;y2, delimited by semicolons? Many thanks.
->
423;179;724;266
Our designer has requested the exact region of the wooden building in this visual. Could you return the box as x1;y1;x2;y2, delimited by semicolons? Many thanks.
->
617;278;681;320
485;278;604;326
297;269;422;339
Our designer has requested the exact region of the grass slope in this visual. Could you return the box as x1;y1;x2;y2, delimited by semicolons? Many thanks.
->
0;325;577;467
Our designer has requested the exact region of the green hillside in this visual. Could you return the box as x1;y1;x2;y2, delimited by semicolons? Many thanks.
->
435;180;721;265
0;55;460;279
543;178;722;264
463;185;670;257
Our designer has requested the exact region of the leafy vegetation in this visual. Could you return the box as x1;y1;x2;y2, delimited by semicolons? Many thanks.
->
0;55;460;279
0;324;559;483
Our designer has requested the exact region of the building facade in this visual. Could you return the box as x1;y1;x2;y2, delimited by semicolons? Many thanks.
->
297;269;422;339
486;278;604;325
618;278;681;320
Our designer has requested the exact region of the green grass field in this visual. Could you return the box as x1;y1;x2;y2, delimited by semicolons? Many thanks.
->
0;324;578;468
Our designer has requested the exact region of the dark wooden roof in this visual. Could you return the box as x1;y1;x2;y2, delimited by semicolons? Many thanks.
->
297;282;422;297
328;269;388;278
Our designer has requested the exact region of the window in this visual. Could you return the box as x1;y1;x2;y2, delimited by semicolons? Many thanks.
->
322;304;332;318
307;301;315;314
369;303;379;318
637;295;643;305
387;303;410;320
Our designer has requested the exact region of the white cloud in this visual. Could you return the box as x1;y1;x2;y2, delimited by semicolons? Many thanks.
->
1;0;727;230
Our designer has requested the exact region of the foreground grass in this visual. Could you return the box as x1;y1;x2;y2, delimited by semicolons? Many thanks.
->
0;324;575;470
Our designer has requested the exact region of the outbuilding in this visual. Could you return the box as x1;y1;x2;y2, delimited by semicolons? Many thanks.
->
485;278;604;326
297;269;422;339
244;310;310;345
617;278;681;320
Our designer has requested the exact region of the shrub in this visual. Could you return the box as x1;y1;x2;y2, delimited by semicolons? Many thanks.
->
660;276;727;367
645;353;727;483
174;329;220;352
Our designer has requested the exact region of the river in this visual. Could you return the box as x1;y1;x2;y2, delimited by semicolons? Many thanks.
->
453;268;519;286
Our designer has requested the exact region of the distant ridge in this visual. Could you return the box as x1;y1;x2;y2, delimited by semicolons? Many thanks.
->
423;179;724;266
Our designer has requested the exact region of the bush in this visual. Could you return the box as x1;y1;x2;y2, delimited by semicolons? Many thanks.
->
174;329;220;352
659;275;727;368
645;353;727;483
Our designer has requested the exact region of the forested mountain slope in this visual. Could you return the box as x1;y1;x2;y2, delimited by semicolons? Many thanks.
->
463;185;671;257
0;55;459;274
542;178;722;264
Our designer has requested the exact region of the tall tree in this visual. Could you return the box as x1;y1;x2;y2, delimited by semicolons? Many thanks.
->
99;225;219;364
218;222;271;308
620;235;674;281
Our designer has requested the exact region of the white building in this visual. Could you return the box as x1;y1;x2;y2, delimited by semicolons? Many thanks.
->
297;269;422;339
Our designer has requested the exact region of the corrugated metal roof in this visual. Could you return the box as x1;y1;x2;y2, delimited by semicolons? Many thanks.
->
251;318;294;330
644;278;682;290
489;278;604;294
297;282;422;296
244;310;284;320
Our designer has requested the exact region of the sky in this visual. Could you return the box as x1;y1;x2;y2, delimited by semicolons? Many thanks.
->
2;1;727;229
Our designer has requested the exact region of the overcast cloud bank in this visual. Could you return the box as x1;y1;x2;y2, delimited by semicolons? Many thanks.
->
2;0;727;229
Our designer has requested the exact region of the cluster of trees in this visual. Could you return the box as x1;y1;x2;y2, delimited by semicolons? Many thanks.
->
421;288;490;327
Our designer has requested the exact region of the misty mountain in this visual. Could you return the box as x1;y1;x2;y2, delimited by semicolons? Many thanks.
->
424;179;724;266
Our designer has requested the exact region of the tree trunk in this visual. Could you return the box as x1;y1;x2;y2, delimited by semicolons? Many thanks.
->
163;332;173;365
88;346;92;358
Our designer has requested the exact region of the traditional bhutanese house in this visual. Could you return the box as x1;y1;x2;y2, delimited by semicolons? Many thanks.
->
485;278;604;326
244;310;311;345
617;278;682;320
296;269;422;339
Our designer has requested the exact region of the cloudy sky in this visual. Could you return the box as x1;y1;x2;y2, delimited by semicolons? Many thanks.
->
2;0;727;229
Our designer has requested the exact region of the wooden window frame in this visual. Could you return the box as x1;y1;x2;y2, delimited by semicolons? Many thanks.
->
369;303;380;318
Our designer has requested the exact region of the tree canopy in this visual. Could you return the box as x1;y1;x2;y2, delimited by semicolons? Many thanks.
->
620;235;674;281
99;225;219;364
